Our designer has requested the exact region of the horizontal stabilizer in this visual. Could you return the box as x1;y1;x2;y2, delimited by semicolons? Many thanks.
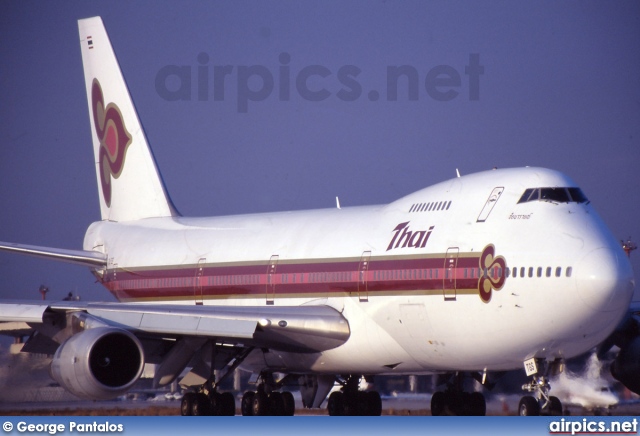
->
0;241;107;268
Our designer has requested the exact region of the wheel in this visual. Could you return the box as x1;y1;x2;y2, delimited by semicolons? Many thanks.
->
366;391;382;416
519;396;540;416
269;391;285;416
431;391;446;416
181;392;196;416
455;392;469;415
342;392;356;416
241;391;255;416
252;390;269;416
220;392;236;416
281;391;295;416
547;396;563;416
342;391;364;416
327;391;344;416
210;391;222;415
353;391;370;416
469;392;486;416
192;393;212;416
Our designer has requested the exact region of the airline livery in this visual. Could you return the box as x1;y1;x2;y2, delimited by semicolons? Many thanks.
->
0;17;636;416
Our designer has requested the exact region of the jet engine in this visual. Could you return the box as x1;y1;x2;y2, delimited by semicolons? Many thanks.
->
50;327;144;400
611;336;640;395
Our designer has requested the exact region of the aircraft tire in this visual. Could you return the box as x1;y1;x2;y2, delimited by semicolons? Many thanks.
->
469;392;486;416
252;390;269;416
192;393;212;416
327;391;344;416
241;391;255;416
431;391;446;416
181;392;196;416
282;391;295;416
220;392;236;416
269;391;285;416
547;396;563;416
366;391;382;416
519;396;540;416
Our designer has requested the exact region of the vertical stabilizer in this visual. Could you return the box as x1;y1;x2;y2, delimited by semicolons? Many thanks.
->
78;17;178;221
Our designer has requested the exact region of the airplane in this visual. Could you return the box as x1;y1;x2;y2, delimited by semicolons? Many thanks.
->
0;16;636;416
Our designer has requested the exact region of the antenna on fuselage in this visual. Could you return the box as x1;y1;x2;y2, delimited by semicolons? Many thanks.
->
336;197;341;209
456;169;461;178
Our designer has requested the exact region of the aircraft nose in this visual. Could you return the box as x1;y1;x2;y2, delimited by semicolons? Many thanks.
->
574;247;635;313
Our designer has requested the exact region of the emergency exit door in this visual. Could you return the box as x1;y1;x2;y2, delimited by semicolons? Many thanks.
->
443;248;459;301
266;255;279;305
195;258;205;305
357;251;371;302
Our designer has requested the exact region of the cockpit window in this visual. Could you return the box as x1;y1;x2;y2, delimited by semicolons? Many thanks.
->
519;188;538;203
517;187;589;204
540;188;571;203
567;188;589;203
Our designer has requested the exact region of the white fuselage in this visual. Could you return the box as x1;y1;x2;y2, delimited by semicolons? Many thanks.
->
83;167;635;375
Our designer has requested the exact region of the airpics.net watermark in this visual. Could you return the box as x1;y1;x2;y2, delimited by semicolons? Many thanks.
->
155;53;484;112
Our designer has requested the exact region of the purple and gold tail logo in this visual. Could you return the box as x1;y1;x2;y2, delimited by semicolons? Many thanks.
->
478;244;506;303
91;79;132;207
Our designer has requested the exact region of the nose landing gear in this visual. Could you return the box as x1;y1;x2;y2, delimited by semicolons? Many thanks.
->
519;358;563;416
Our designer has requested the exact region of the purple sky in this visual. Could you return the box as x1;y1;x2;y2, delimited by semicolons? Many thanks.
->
1;1;639;302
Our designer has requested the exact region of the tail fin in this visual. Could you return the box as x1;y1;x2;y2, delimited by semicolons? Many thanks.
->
78;17;178;221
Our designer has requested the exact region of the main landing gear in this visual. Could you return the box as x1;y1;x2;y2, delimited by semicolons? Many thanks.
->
430;373;486;416
180;343;254;416
181;388;236;416
241;373;295;416
519;358;563;416
327;375;382;416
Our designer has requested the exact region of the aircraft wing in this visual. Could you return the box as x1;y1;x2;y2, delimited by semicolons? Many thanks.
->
0;241;107;268
0;321;34;339
0;300;350;354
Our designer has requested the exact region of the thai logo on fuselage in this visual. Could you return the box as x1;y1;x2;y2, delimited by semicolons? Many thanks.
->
386;222;434;251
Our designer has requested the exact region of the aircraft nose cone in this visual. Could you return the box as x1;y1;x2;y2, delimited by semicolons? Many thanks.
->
575;247;635;313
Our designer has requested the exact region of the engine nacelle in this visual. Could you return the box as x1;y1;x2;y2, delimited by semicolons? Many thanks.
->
611;336;640;395
50;327;144;400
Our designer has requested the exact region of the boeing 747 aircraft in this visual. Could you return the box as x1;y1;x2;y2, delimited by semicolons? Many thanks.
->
0;17;636;416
